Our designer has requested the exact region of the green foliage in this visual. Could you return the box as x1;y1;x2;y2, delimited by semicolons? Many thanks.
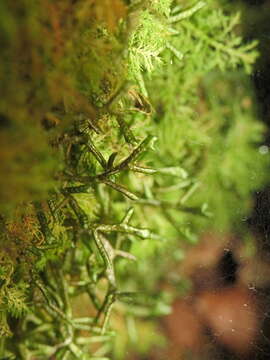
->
128;10;167;75
193;72;268;229
0;0;268;359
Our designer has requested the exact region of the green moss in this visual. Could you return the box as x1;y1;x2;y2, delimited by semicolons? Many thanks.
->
0;0;268;359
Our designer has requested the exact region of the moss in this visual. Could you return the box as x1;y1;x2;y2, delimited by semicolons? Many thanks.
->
0;0;268;358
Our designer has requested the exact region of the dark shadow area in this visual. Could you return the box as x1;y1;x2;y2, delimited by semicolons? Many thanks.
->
242;1;270;358
218;250;238;285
